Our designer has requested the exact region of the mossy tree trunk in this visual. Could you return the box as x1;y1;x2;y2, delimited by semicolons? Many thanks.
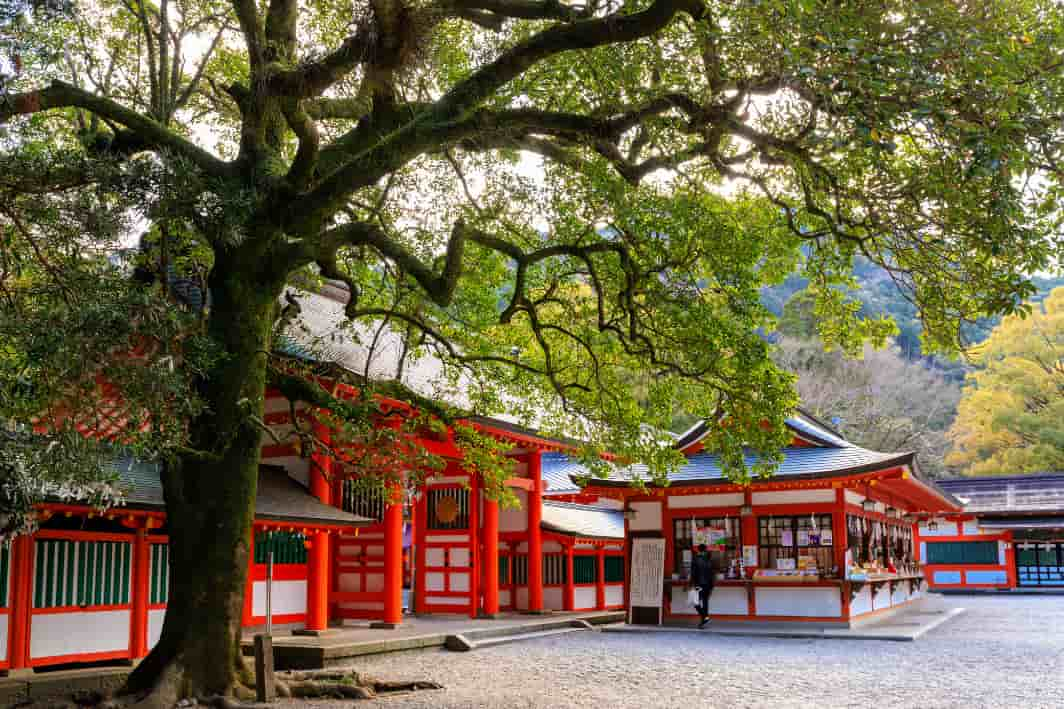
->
124;251;283;705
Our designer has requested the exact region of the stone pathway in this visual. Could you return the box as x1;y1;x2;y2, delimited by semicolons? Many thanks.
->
287;594;1064;709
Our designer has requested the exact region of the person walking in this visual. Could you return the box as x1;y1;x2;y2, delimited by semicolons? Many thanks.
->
689;543;717;629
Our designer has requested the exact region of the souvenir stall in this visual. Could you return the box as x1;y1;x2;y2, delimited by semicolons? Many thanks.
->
578;413;962;626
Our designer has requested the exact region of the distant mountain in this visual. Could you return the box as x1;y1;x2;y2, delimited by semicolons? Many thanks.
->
761;260;1064;378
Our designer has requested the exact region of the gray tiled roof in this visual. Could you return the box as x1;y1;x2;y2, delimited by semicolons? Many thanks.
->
109;458;371;526
541;501;624;539
977;517;1064;529
936;474;1064;514
559;446;913;488
541;452;585;494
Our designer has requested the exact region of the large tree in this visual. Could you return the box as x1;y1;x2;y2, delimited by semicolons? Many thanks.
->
3;0;1064;703
946;286;1064;476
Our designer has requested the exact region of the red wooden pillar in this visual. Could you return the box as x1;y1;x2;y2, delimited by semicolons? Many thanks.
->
468;473;479;619
131;526;150;657
1005;531;1018;588
379;487;403;628
833;488;851;618
740;489;758;577
481;496;500;617
595;547;606;610
306;446;332;632
242;527;256;627
9;534;33;670
833;488;849;575
414;486;428;614
564;545;575;611
527;452;544;613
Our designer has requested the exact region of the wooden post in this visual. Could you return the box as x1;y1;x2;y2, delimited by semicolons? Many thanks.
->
565;545;575;611
468;473;479;619
376;486;403;628
527;452;544;613
9;534;33;670
834;488;850;619
414;485;428;615
254;634;276;702
596;547;606;610
306;427;332;632
131;526;150;657
481;496;500;617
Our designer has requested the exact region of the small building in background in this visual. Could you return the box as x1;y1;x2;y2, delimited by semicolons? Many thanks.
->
917;473;1064;591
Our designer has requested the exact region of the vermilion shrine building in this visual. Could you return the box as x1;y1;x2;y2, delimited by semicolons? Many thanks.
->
575;414;963;626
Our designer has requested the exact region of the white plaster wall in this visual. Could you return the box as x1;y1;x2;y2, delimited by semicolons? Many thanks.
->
667;493;744;509
500;490;529;532
425;572;446;592
844;490;865;506
450;548;471;567
426;548;445;566
754;587;841;617
516;542;528;553
849;586;873;616
510;460;528;476
516;587;529;610
574;587;597;609
339;602;384;613
543;541;563;553
30;610;131;659
426;534;469;544
425;596;467;606
999;541;1008;565
0;614;8;661
892;583;908;605
449;572;470;592
499;590;511;607
605;585;623;607
253;579;307;617
628;501;663;531
872;583;892;610
147;609;166;649
752;489;835;505
670;586;747;616
962;520;980;535
544;587;564;610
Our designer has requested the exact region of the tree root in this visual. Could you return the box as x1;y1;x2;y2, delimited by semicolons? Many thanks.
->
15;669;440;708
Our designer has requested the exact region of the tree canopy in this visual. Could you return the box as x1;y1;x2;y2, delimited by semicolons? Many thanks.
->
946;286;1064;476
3;0;1064;702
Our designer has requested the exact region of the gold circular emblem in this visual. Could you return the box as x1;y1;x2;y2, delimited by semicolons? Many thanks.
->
436;496;459;524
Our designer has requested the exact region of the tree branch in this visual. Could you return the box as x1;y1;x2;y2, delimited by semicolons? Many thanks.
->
0;80;234;179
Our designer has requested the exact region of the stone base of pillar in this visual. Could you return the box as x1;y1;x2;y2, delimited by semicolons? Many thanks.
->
522;609;553;615
369;621;402;629
477;611;502;619
292;627;343;637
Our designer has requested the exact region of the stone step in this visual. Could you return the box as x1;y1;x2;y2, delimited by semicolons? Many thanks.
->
446;626;588;651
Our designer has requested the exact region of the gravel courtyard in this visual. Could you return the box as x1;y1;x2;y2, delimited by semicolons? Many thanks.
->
296;595;1064;709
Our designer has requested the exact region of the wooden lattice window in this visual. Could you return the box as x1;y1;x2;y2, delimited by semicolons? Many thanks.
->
33;539;133;609
758;515;834;573
426;487;470;530
604;555;624;583
254;531;307;565
573;555;597;584
0;542;9;608
341;481;385;522
150;543;169;605
543;554;568;585
512;554;529;585
925;541;998;565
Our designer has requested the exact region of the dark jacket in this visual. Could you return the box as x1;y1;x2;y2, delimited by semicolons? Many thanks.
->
690;552;717;587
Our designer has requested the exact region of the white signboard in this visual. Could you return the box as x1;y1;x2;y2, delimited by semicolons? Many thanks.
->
628;538;666;622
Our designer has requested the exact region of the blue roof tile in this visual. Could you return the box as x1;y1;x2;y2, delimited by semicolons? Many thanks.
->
541;501;624;539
